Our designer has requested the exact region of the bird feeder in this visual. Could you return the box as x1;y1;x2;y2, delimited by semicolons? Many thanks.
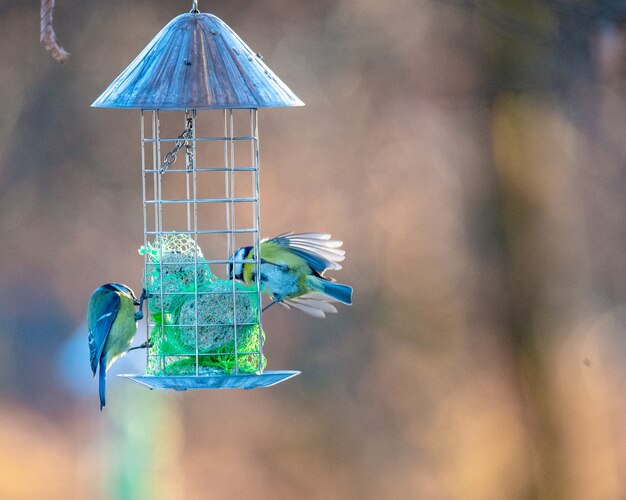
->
93;3;303;390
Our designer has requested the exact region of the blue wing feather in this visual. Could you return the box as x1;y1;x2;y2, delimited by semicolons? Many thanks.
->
87;288;121;376
288;247;334;274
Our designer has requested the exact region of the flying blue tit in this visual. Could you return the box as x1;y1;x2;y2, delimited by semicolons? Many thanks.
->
229;233;353;317
87;283;147;410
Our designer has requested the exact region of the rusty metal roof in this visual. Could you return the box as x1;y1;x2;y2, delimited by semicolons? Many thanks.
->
92;12;304;110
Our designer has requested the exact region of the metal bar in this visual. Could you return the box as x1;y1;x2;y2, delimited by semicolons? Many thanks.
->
223;110;231;267
156;110;166;374
190;109;200;376
222;108;238;370
252;109;263;373
141;110;150;368
229;109;239;374
137;289;258;296
185;123;192;232
144;136;255;143
151;110;159;247
145;197;257;204
148;351;262;357
151;112;164;375
145;229;256;235
147;259;257;265
143;167;257;173
160;322;259;327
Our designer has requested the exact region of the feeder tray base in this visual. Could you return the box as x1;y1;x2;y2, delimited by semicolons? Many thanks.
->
118;370;300;390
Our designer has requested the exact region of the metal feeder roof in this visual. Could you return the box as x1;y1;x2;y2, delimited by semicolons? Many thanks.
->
92;12;304;110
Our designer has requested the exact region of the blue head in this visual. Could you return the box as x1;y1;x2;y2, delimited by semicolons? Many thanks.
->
101;283;139;304
228;246;252;281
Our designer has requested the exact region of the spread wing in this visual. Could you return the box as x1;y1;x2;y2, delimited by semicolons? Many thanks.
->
87;288;121;376
279;293;340;318
265;232;345;274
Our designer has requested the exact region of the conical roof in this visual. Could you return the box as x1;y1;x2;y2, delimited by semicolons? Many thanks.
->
92;12;304;110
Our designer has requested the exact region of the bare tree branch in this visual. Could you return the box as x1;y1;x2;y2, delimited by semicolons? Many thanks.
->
40;0;69;64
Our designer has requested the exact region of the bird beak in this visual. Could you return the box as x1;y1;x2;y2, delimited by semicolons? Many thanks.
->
133;298;141;306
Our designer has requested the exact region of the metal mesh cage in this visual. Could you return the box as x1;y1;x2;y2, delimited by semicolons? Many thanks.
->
120;109;299;390
142;109;263;374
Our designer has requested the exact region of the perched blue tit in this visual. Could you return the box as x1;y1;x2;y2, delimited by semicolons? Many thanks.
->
88;283;145;410
229;232;353;317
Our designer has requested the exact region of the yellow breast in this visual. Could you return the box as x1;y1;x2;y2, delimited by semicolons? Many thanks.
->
104;294;137;371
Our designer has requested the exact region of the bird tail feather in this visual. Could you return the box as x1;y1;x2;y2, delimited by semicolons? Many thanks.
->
283;293;339;318
99;357;107;411
319;280;353;305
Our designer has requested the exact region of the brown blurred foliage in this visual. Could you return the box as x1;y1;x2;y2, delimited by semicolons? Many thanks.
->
1;0;626;498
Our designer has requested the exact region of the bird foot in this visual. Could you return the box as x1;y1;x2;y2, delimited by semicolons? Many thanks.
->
262;300;279;313
128;340;153;352
133;289;152;320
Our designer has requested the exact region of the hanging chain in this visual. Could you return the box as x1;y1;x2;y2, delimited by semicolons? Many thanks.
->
160;116;194;173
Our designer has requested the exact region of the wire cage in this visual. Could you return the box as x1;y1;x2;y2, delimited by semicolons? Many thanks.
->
93;6;303;390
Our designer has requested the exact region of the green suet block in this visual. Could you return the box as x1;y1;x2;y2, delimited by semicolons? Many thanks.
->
139;235;266;376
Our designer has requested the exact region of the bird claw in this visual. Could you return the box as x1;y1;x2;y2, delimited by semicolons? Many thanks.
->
134;288;152;319
128;340;153;352
262;300;279;312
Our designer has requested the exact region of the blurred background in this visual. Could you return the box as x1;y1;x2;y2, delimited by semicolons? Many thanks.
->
2;0;626;498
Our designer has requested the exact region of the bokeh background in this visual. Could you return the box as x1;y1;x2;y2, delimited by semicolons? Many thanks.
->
2;0;626;498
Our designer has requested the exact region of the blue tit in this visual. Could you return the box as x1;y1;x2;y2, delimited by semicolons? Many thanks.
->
229;232;353;318
88;283;147;410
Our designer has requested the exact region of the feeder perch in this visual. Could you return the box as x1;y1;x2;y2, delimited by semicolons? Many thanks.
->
93;4;303;390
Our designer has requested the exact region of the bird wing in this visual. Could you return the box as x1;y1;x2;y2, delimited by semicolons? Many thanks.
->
281;292;339;318
87;289;121;376
264;232;345;274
